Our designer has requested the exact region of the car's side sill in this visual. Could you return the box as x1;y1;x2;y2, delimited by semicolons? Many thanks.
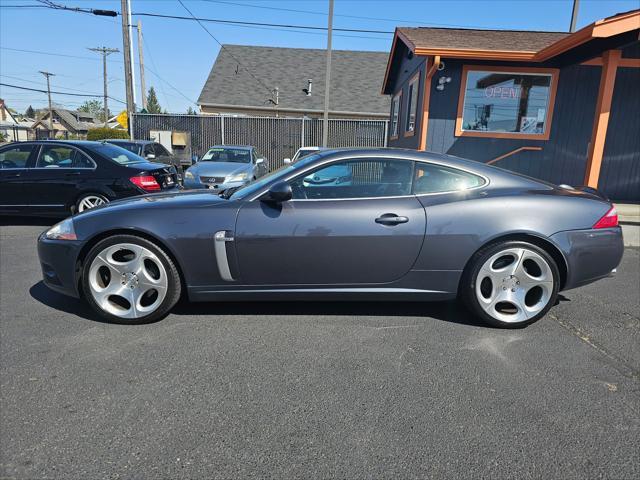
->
188;287;455;302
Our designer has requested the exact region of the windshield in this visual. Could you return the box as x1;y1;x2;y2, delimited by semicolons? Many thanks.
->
229;152;324;200
107;142;142;155
202;147;251;163
92;143;145;165
293;148;319;162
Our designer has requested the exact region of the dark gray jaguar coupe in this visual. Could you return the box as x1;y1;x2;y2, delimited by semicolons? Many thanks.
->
37;148;623;328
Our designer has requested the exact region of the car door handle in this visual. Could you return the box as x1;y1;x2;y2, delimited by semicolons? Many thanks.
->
5;172;21;178
65;172;81;176
375;213;409;225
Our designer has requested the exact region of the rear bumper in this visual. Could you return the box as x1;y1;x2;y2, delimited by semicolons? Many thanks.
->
37;233;83;298
550;227;624;291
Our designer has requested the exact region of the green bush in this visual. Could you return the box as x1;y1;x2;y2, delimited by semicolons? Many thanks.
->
87;128;129;141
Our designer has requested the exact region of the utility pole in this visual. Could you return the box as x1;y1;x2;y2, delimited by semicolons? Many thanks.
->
89;47;119;127
39;71;55;131
120;0;136;138
569;0;580;32
322;0;334;148
137;20;147;110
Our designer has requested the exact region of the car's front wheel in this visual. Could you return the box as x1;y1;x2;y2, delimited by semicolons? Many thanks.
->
462;241;560;328
81;235;182;324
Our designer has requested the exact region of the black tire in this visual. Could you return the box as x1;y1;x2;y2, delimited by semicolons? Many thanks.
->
81;234;182;324
460;240;560;328
74;193;108;214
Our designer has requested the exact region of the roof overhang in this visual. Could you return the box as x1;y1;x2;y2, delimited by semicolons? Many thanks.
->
382;9;640;93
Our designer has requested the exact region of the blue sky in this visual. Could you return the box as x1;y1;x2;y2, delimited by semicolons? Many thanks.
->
1;0;637;114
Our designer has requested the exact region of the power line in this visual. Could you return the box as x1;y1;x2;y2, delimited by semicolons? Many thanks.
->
194;0;487;29
176;0;274;99
0;82;126;103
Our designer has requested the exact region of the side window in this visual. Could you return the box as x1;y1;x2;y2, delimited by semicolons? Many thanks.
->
36;146;94;169
154;143;169;156
290;158;413;200
0;144;34;169
413;163;485;194
143;144;155;157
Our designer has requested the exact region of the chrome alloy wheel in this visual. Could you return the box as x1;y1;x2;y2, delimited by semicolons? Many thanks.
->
87;243;168;319
475;247;554;324
78;195;107;212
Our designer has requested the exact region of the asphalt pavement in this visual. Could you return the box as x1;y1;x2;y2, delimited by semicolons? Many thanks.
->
1;222;639;479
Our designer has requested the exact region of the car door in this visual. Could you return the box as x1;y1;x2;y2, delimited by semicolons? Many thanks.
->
0;143;37;211
22;144;96;212
234;157;426;285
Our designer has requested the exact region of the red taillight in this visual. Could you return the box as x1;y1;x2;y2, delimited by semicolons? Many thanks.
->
130;175;161;192
593;205;618;229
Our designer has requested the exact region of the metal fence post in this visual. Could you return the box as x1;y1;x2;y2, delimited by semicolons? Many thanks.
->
220;115;225;145
301;116;305;148
383;120;389;147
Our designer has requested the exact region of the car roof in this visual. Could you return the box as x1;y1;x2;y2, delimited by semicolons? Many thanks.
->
104;139;153;145
207;145;253;150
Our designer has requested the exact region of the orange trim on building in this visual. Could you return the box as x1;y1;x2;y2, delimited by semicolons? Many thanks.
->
584;49;622;188
582;57;640;67
487;146;543;165
418;56;439;151
454;65;559;141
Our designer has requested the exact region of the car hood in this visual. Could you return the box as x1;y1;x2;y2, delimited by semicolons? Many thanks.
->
189;161;251;177
73;189;229;220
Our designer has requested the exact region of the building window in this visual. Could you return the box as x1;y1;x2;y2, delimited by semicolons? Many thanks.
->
405;72;420;136
390;92;401;139
456;66;559;140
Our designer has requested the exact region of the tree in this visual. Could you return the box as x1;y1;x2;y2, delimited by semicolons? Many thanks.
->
186;106;196;115
24;105;35;118
146;86;162;114
78;100;109;122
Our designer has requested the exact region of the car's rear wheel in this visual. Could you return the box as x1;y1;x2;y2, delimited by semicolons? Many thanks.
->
462;241;559;328
81;235;181;324
76;193;108;213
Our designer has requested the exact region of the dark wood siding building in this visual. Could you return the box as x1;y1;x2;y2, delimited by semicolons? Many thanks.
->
382;10;640;202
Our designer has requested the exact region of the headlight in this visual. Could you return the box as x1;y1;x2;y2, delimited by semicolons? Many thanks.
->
227;172;249;182
184;171;195;179
45;218;77;240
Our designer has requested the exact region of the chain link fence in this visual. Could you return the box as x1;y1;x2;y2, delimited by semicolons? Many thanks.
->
133;114;389;170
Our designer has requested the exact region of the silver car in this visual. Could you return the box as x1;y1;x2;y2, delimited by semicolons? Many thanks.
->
183;145;268;191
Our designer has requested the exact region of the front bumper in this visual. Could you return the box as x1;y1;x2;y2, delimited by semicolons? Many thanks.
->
37;233;83;298
550;227;624;291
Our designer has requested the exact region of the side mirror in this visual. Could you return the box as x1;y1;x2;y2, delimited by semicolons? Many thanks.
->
255;158;264;165
192;155;199;163
283;158;291;164
262;181;292;203
146;153;156;160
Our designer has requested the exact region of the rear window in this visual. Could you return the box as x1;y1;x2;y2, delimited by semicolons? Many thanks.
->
108;141;141;155
414;163;486;194
91;143;145;165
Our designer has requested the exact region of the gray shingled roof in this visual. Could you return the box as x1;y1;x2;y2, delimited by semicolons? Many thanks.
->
198;45;390;116
398;27;569;53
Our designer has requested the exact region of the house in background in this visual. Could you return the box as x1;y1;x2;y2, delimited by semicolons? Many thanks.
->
0;99;31;142
31;107;102;138
198;45;390;120
382;9;640;202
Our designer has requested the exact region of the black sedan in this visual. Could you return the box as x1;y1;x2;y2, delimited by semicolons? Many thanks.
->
37;148;623;328
0;140;179;217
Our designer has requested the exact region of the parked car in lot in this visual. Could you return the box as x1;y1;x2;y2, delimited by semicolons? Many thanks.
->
0;140;179;217
104;139;186;181
38;148;623;328
183;145;268;191
284;146;327;164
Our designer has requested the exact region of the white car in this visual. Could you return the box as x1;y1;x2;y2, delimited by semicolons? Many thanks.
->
284;147;327;164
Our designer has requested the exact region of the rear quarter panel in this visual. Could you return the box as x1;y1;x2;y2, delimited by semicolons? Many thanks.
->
414;188;612;272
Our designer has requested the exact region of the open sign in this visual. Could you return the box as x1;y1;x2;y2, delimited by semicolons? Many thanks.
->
484;86;521;99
